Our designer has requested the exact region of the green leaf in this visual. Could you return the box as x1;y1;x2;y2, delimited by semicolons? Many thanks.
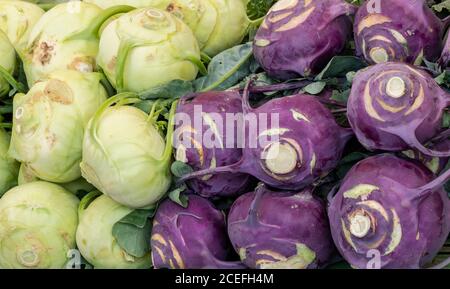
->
442;110;450;128
432;0;450;12
112;208;155;258
247;0;275;20
171;161;194;178
315;56;366;81
435;71;450;86
138;79;195;100
331;89;351;103
168;184;189;208
194;43;254;92
303;81;326;95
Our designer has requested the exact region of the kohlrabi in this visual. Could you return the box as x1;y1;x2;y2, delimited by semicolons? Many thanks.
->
0;181;79;268
76;193;152;269
18;163;95;195
228;184;335;269
441;32;449;67
86;0;251;57
22;2;133;86
253;0;356;79
347;62;450;157
0;129;19;197
180;89;352;191
0;0;44;53
151;195;245;269
328;154;450;269
174;91;251;198
0;30;16;97
97;8;203;93
8;70;107;183
354;0;445;65
80;93;177;208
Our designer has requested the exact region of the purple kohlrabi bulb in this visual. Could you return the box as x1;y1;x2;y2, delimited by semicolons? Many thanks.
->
354;0;445;65
174;91;251;198
440;31;450;67
179;90;353;191
253;0;356;79
328;154;450;269
347;62;450;157
150;195;245;269
228;184;335;269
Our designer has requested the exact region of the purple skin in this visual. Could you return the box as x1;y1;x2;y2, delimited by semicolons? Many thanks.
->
328;154;450;269
347;62;450;157
174;91;251;198
253;0;356;79
179;89;353;191
402;139;450;175
354;0;445;65
150;195;245;269
440;32;450;67
228;184;336;269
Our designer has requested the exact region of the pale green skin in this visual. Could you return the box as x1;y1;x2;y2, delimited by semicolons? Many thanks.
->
22;2;125;86
81;101;173;208
0;30;16;97
88;0;249;56
76;194;152;269
8;70;107;183
0;129;19;197
97;8;201;93
18;163;95;194
84;0;157;9
0;181;79;269
0;1;44;53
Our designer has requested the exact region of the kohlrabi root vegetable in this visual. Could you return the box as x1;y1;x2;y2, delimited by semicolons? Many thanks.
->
174;91;251;198
253;0;356;79
441;32;450;67
151;195;244;269
0;129;19;197
18;163;95;195
86;0;250;57
347;62;450;157
328;154;450;269
228;184;335;269
0;30;16;97
97;8;203;93
180;89;352;190
354;0;445;65
0;181;79;269
76;193;152;269
80;93;177;208
0;0;44;53
22;2;133;86
8;70;107;183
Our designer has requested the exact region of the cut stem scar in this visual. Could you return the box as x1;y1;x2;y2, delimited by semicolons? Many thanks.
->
263;142;298;175
349;212;372;238
370;47;389;63
386;76;405;98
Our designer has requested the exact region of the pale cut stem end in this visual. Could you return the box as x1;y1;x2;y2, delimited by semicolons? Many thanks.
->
349;213;372;238
263;142;298;175
370;47;389;64
386;76;406;98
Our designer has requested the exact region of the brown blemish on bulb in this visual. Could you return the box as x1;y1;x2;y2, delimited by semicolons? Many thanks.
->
44;79;74;105
38;41;55;65
108;56;117;71
67;57;95;73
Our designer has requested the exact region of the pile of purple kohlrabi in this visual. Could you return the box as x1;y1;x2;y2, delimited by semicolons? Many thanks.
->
347;62;450;157
228;184;335;269
354;0;446;65
253;0;356;79
174;91;252;198
150;195;244;269
179;88;352;191
328;154;450;269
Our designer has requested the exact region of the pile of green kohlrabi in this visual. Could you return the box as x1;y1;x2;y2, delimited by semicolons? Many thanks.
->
0;0;449;269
